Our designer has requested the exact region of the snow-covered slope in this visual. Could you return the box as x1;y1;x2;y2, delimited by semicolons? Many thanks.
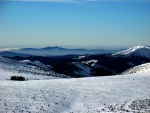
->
122;62;150;74
0;68;60;80
112;46;150;58
0;56;69;79
0;73;150;113
20;60;52;70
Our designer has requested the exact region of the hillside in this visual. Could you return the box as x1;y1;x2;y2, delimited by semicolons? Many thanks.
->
122;62;150;74
0;56;69;79
0;46;121;56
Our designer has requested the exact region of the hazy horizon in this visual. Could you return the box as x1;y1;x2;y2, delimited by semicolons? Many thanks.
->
0;45;127;50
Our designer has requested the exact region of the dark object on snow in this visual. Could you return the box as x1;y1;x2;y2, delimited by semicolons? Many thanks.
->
11;76;25;81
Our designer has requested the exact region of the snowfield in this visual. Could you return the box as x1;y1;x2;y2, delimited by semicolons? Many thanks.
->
0;72;150;113
0;55;150;113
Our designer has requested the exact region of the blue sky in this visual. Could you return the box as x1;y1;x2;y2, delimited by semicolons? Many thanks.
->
0;0;150;49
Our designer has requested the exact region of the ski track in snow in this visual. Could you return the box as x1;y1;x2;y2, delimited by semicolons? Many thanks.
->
0;73;150;113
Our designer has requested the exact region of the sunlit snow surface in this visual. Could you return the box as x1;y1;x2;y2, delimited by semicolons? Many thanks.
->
0;71;150;113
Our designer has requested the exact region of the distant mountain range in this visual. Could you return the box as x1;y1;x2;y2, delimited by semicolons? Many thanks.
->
1;46;150;77
0;46;124;56
53;45;150;77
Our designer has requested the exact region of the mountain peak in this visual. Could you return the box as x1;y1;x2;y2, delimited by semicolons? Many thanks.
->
112;45;150;58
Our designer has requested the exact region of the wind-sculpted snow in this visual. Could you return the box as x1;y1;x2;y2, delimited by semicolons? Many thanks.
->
0;73;150;112
112;46;150;58
122;62;150;74
0;56;70;78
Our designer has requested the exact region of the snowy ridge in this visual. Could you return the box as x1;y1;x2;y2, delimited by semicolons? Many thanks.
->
122;62;150;74
0;56;69;78
112;46;150;58
20;60;52;70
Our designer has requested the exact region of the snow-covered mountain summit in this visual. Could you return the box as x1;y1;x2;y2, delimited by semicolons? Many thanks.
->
112;46;150;58
122;62;150;74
